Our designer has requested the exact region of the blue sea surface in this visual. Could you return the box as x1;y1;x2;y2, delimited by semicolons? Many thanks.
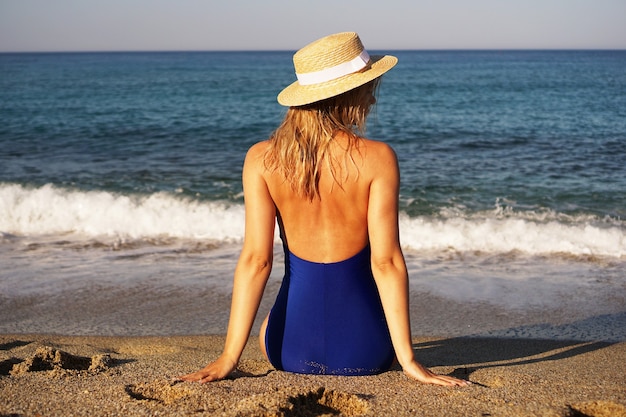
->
0;50;625;339
2;51;625;216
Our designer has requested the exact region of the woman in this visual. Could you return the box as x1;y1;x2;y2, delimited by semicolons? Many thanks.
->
179;32;469;386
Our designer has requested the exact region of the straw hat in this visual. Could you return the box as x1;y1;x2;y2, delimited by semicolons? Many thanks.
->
277;32;397;107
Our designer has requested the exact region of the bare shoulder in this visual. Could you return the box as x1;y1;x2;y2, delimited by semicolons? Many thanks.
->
246;140;270;159
243;140;271;170
358;138;399;171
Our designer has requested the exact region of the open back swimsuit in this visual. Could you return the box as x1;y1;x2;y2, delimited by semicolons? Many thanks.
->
265;244;394;375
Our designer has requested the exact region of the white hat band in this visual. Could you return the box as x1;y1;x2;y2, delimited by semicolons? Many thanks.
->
296;50;370;86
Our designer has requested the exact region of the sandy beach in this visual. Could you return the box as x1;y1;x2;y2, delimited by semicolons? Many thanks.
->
1;334;625;417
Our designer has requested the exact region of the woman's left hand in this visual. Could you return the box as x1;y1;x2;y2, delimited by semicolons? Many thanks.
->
175;355;237;383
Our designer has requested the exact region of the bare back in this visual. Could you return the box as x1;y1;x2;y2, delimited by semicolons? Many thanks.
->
253;132;399;263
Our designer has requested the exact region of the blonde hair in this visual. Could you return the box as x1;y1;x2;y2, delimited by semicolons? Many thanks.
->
265;78;380;200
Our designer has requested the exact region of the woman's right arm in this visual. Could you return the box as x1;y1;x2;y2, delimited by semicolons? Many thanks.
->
177;143;276;383
367;142;469;387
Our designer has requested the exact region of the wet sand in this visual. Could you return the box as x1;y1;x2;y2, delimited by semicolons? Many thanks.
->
1;334;625;416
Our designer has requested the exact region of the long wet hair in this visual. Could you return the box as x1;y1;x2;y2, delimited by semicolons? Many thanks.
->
265;78;381;201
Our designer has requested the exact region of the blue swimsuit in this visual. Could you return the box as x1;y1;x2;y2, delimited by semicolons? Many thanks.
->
265;244;394;375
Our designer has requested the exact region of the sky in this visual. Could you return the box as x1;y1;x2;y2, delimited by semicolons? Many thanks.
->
1;0;625;52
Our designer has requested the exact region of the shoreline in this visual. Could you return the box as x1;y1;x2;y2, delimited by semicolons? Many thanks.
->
2;334;625;416
3;287;625;342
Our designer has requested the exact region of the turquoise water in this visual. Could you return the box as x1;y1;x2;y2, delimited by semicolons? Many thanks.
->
0;51;624;338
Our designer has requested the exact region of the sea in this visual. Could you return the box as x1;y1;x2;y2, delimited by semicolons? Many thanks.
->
1;50;625;341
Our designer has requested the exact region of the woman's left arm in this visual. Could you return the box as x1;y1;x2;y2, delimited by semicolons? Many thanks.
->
178;142;276;382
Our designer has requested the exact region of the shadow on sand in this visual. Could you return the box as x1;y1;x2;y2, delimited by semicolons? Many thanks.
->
411;312;625;381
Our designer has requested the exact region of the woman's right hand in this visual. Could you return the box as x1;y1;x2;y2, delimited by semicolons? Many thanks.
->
175;355;237;383
403;360;471;387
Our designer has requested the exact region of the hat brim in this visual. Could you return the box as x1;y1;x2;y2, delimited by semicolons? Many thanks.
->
277;55;398;107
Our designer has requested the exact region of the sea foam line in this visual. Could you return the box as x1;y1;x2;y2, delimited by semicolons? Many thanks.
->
1;183;624;257
0;183;244;241
399;214;625;258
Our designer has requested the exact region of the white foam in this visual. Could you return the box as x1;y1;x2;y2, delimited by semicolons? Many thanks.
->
399;211;625;258
1;183;625;258
0;183;245;241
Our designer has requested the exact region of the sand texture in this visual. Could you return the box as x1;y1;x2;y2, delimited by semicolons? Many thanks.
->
1;334;625;417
